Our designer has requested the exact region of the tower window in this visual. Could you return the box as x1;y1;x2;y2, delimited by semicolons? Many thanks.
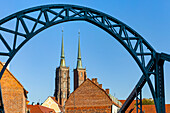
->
63;92;66;98
64;73;66;78
81;72;83;77
64;82;66;88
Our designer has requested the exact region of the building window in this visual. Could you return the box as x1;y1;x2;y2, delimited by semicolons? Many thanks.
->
81;72;83;77
64;82;66;88
63;92;66;98
64;73;66;78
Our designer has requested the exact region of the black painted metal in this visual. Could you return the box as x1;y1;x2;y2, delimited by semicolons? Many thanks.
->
0;4;169;113
155;53;166;113
118;57;155;112
136;89;142;113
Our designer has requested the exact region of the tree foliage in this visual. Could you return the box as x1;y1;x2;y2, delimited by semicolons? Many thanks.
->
142;98;154;105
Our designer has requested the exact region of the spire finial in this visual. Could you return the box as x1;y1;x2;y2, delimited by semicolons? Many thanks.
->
77;30;82;68
60;27;66;67
62;27;63;33
78;30;80;37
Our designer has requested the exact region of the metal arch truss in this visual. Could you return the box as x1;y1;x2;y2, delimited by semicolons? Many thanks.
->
0;4;169;113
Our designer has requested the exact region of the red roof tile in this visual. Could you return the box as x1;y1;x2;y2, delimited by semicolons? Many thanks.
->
119;100;136;112
27;105;55;113
119;100;170;113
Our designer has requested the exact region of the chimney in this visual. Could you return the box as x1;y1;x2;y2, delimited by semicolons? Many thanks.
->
99;84;102;88
94;78;98;85
92;78;98;85
105;89;110;94
92;78;95;83
53;97;56;100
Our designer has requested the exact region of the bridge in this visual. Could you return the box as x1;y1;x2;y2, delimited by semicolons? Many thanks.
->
0;4;170;113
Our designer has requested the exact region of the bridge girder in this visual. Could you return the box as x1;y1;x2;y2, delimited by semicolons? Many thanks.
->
0;4;169;113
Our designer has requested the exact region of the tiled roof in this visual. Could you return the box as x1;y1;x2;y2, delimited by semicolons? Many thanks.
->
0;61;28;98
27;105;55;113
140;104;170;113
108;94;122;107
89;78;122;108
119;100;170;113
119;100;136;112
0;61;24;88
66;78;121;108
166;104;170;113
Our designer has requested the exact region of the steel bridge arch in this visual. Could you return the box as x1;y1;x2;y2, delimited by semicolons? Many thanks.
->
0;4;169;113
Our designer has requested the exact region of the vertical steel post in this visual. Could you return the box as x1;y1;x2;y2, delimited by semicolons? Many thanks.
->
136;90;138;113
140;90;142;113
155;53;165;113
136;89;142;113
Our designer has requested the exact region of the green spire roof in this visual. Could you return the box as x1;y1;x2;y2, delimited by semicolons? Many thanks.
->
60;29;66;67
77;31;83;69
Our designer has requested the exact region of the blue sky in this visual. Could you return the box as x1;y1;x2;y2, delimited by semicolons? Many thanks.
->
0;0;170;104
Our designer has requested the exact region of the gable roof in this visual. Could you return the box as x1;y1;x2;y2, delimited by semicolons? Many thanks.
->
49;96;63;112
87;78;121;108
65;78;120;108
27;105;55;113
0;61;23;88
42;96;63;112
0;61;28;97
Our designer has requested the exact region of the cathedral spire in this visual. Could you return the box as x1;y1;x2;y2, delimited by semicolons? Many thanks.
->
60;29;66;67
77;31;83;69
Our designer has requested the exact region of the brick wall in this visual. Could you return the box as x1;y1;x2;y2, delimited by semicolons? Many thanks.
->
0;62;27;113
65;79;112;113
66;106;112;113
54;66;70;106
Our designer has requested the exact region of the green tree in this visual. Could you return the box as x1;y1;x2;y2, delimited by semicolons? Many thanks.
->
142;98;154;105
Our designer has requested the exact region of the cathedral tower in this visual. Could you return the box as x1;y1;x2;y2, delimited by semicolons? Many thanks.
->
74;32;87;90
54;29;70;106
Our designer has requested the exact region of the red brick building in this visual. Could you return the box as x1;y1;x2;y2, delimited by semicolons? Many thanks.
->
55;31;120;112
0;61;28;113
65;78;120;113
73;34;87;91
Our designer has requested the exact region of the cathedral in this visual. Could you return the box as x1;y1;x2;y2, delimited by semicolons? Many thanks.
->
53;30;121;113
54;30;87;106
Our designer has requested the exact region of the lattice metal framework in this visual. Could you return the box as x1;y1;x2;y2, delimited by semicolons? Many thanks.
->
136;89;142;113
0;4;169;113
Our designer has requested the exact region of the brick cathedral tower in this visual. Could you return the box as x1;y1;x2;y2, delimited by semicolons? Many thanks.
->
74;32;87;90
54;30;70;106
